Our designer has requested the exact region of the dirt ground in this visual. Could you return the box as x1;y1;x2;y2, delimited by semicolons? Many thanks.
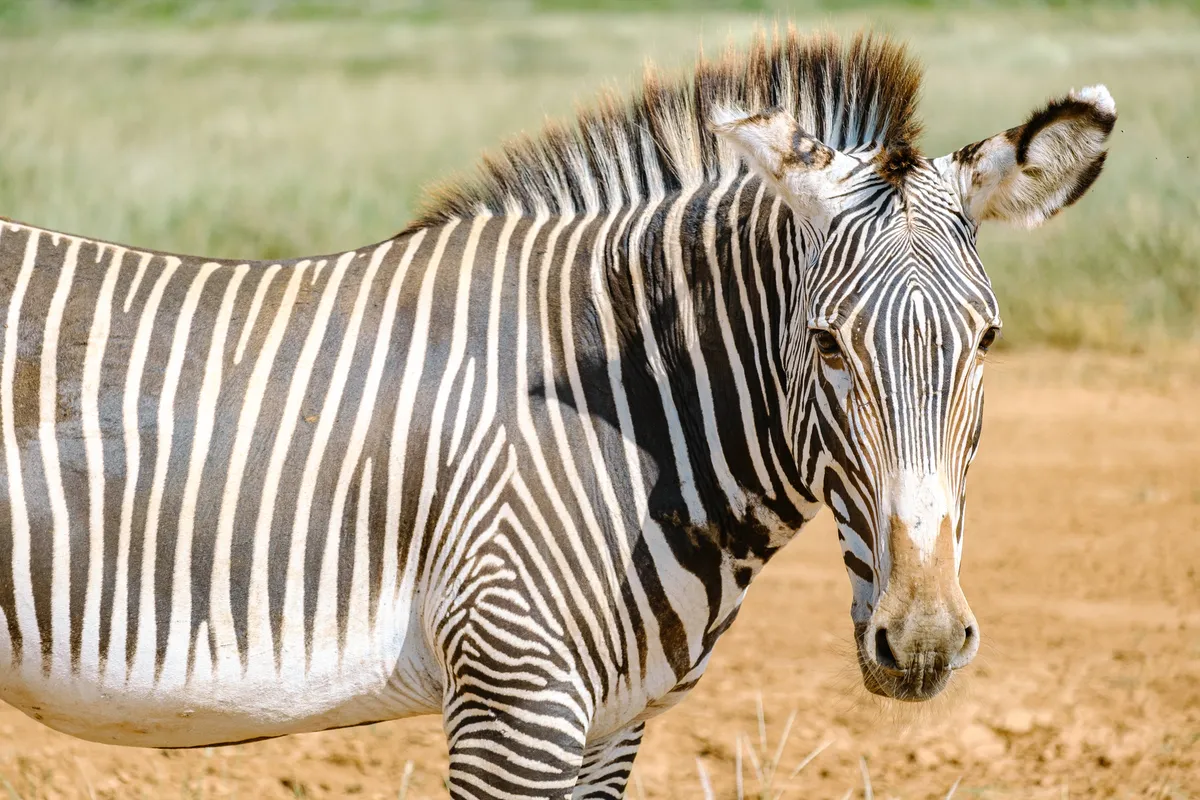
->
0;350;1195;799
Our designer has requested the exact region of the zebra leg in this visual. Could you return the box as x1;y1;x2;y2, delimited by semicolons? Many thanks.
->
442;682;588;799
572;723;646;799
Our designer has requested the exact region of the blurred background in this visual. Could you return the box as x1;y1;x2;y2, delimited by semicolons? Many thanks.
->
0;1;1197;798
2;0;1199;349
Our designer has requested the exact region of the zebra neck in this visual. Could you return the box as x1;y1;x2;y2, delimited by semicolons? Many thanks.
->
599;180;818;562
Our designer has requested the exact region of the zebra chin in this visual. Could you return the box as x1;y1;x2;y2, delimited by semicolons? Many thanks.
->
853;622;956;702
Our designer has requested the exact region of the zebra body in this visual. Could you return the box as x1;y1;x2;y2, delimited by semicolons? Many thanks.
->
0;224;435;745
0;29;1115;797
0;208;779;752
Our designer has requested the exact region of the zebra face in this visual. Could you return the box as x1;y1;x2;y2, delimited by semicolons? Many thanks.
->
714;84;1115;701
803;183;997;702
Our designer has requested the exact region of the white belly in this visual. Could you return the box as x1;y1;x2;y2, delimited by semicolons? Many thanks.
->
0;610;442;747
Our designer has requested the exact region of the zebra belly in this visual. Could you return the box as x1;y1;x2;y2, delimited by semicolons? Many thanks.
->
0;610;442;747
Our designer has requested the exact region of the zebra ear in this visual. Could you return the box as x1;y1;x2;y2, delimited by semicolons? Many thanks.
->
711;106;852;209
933;85;1116;228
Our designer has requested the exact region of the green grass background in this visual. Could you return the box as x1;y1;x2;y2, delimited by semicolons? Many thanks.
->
0;0;1197;349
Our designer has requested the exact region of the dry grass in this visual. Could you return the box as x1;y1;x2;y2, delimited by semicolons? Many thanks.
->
682;695;977;800
691;695;833;799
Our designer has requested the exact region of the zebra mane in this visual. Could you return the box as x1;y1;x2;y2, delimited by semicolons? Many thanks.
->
409;27;923;229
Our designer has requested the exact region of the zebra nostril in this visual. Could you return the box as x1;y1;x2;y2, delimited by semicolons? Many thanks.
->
874;628;901;672
953;623;980;669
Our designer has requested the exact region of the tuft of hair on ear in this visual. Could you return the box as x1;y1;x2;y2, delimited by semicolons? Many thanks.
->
1008;83;1116;221
708;104;804;180
875;142;921;188
707;104;755;134
1009;85;1117;167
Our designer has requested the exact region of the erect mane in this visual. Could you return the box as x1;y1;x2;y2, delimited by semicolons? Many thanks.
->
409;27;923;229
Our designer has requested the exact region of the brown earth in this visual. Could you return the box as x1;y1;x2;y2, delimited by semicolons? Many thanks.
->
0;351;1196;799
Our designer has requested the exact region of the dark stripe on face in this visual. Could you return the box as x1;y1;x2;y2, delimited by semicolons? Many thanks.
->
843;550;873;583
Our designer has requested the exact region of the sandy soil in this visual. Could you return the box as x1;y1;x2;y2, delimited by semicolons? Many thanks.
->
0;351;1195;799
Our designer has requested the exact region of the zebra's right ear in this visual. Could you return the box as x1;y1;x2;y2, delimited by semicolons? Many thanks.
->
711;106;852;211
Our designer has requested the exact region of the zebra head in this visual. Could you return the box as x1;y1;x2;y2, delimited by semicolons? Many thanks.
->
714;86;1116;701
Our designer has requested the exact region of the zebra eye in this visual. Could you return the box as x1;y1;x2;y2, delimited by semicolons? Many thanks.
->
978;326;1000;353
813;330;840;358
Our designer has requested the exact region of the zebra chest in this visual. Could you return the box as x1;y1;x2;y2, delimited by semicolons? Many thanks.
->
619;593;747;728
579;552;748;734
576;518;761;732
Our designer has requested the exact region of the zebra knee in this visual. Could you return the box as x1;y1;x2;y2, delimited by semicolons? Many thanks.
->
443;689;588;799
573;723;645;799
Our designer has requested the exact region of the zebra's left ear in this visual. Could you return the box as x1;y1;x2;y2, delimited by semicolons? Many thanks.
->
933;85;1116;228
710;105;856;212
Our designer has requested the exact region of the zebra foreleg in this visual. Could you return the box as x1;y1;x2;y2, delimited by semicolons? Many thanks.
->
442;682;589;799
572;722;645;799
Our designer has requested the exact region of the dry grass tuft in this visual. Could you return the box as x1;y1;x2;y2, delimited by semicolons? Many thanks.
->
695;694;832;799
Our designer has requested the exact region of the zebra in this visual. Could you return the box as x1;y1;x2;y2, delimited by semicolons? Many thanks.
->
0;28;1114;798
